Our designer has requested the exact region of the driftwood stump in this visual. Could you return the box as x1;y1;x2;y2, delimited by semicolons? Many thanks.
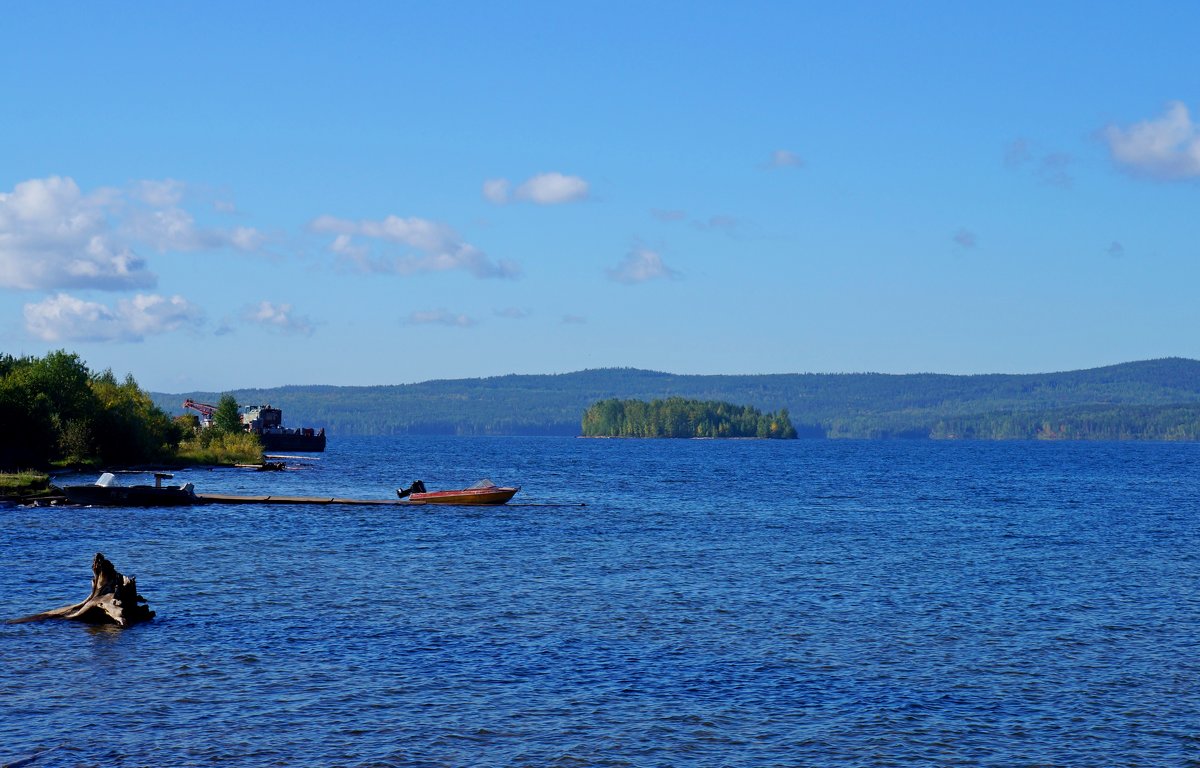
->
8;552;155;627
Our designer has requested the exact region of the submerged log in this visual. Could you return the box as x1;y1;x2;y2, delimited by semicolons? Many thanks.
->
8;553;155;627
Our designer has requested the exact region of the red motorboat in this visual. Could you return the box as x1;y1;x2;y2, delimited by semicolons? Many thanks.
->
398;479;519;505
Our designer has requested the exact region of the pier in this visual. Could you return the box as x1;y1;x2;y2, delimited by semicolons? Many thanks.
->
193;493;582;507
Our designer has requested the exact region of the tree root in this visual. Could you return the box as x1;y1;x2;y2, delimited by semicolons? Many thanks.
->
8;553;154;627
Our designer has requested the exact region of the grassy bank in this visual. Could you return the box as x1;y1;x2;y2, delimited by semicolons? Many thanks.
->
0;471;51;499
175;430;263;466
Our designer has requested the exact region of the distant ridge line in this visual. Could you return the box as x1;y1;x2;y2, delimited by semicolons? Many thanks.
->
149;358;1200;440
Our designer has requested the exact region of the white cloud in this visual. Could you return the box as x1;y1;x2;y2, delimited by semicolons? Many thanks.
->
1103;101;1200;180
482;178;511;204
231;226;266;251
407;309;477;327
607;246;680;285
134;178;186;208
0;176;266;292
312;214;519;279
494;307;529;319
24;292;202;342
484;172;590;205
0;176;155;291
767;149;804;169
516;172;589;204
243;300;315;336
560;314;587;325
122;204;265;254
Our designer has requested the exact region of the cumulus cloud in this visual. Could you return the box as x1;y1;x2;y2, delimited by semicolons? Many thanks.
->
560;314;587;325
243;300;315;336
407;309;477;327
494;307;529;319
24;292;203;342
767;149;804;169
133;178;186;208
517;172;589;204
122;205;265;254
0;176;155;291
607;246;680;285
312;214;519;279
0;176;266;292
484;172;590;205
1103;101;1200;180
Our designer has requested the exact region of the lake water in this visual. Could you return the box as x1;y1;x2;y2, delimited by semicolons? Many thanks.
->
2;437;1199;766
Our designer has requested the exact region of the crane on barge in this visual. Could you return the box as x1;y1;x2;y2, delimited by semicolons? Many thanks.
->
182;398;326;452
182;398;218;428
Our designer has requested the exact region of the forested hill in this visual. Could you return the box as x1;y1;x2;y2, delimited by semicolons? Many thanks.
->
151;358;1200;440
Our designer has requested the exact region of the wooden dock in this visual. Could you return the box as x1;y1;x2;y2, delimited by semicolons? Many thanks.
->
193;493;582;507
196;494;397;505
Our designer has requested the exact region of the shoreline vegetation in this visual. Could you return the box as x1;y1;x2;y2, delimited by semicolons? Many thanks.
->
0;470;51;500
1;351;262;476
582;397;797;439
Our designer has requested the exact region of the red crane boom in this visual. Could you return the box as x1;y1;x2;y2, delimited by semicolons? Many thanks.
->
182;399;217;418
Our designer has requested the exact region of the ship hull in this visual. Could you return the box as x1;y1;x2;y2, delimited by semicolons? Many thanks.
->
258;432;327;452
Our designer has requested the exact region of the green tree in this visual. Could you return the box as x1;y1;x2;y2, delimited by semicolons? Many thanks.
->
213;394;243;434
580;397;797;438
91;370;184;465
0;351;184;468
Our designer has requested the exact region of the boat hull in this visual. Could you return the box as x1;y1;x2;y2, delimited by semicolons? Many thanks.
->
61;484;196;507
409;487;519;505
258;432;326;452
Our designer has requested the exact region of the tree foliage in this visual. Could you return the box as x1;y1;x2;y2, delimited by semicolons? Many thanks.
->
0;351;184;469
581;397;797;439
213;394;243;434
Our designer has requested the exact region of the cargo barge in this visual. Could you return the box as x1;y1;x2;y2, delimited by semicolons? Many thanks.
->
183;399;327;452
242;405;326;452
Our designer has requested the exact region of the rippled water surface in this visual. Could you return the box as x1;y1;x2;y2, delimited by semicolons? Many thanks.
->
3;437;1199;766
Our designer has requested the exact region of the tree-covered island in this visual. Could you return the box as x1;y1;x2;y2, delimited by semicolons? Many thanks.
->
582;397;797;438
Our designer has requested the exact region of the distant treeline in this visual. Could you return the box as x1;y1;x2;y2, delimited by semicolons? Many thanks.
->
929;404;1200;441
151;358;1200;440
581;397;797;439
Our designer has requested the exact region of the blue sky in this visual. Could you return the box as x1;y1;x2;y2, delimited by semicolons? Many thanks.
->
2;2;1199;391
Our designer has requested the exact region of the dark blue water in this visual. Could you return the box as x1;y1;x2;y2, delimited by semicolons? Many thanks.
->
2;438;1198;766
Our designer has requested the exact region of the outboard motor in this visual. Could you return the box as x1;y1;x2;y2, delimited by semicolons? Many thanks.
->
397;479;427;499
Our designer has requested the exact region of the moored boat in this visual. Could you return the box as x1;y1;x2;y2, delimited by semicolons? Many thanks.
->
398;479;519;505
59;473;196;507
